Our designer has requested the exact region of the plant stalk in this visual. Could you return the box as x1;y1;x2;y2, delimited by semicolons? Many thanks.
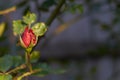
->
25;49;32;72
17;69;42;80
46;0;65;26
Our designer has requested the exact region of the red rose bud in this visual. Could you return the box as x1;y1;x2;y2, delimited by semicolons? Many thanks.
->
20;26;37;48
29;29;37;46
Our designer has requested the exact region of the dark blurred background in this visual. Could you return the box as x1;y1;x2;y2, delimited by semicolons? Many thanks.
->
0;0;120;80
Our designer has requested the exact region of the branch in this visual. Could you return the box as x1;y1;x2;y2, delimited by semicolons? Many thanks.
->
33;0;65;51
17;69;42;80
40;15;81;48
0;6;16;15
45;0;65;26
6;64;26;74
25;51;32;72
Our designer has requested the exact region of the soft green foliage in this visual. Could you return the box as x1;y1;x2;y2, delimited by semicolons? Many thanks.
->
0;54;65;79
0;55;13;72
64;1;83;14
0;74;12;80
23;13;36;25
12;56;23;67
69;4;83;14
32;23;47;36
33;63;50;77
34;63;65;77
13;20;26;36
52;69;66;74
0;55;23;72
77;4;84;13
30;51;40;63
39;0;56;11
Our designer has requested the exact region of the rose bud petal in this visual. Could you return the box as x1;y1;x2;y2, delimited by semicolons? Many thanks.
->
20;27;31;48
20;26;38;48
29;29;37;46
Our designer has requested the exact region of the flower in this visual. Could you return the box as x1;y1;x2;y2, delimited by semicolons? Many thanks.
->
20;26;37;48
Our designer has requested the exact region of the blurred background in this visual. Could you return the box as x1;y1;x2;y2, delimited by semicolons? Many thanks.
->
0;0;120;80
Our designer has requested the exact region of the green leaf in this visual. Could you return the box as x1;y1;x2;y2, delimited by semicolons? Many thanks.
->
30;51;40;63
23;13;36;25
0;74;12;80
33;63;50;77
33;63;65;77
51;69;66;74
13;20;26;36
70;4;83;13
34;63;48;69
35;70;49;77
32;22;47;36
0;55;13;72
77;4;83;14
66;3;83;14
12;56;23;67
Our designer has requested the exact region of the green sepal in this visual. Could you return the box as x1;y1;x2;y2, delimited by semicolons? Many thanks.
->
32;22;47;37
26;47;32;53
23;13;36;25
13;20;26;36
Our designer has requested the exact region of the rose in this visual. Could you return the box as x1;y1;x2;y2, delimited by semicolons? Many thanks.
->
20;26;37;48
